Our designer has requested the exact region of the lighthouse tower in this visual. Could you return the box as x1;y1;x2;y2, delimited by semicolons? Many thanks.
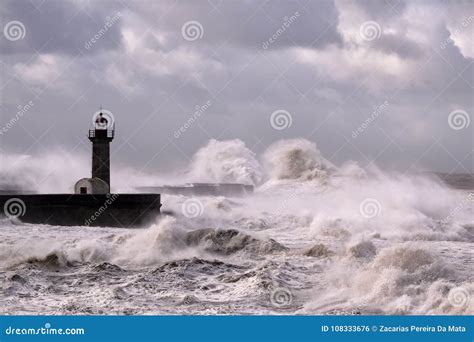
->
88;111;114;188
74;111;114;195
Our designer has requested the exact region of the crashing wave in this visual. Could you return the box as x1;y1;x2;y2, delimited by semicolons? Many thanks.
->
185;228;288;255
187;139;263;185
262;139;335;182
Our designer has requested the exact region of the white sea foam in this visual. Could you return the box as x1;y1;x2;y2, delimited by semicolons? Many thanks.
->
186;139;262;185
262;138;335;183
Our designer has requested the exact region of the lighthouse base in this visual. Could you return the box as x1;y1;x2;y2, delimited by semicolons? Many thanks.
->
0;193;161;228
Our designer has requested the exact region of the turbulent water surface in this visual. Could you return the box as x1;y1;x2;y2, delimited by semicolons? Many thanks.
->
0;139;473;315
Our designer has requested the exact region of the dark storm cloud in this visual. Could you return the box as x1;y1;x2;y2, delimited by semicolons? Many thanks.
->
0;0;124;55
131;0;343;51
0;0;472;174
356;0;407;18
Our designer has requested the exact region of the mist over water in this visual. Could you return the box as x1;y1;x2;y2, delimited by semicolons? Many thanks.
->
0;138;472;315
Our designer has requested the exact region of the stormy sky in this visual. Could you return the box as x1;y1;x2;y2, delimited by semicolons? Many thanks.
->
0;0;472;174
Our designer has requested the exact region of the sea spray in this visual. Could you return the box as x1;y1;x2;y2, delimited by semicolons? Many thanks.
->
187;139;262;185
262;139;335;182
0;151;89;193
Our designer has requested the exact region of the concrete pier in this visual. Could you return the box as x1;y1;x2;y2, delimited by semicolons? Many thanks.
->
0;193;161;228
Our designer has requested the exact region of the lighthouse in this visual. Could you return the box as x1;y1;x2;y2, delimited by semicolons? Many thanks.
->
74;110;115;195
89;111;114;187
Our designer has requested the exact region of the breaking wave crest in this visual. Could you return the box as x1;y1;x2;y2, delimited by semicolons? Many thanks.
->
262;139;335;183
187;139;263;185
305;243;473;314
2;217;288;269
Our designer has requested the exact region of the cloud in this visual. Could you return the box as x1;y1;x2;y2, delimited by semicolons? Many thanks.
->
0;0;124;55
0;0;472;174
130;0;343;50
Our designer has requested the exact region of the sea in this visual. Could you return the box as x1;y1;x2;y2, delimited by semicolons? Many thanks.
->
0;138;472;315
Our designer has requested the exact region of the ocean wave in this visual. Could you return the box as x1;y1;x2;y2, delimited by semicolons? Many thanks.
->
262;138;335;183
